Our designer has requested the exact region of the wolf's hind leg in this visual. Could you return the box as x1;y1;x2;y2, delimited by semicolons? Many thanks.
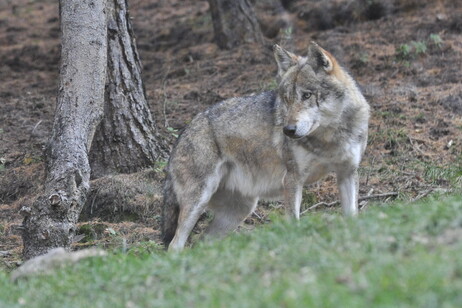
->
205;189;258;238
168;175;222;252
168;201;208;252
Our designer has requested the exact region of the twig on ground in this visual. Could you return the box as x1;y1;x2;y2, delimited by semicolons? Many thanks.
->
359;189;374;210
301;200;339;215
359;192;399;201
396;170;416;176
31;120;42;135
359;201;368;211
408;136;435;157
411;189;433;202
300;192;399;216
252;211;264;221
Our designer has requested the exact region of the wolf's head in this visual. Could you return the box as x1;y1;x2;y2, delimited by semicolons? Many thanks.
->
274;42;350;139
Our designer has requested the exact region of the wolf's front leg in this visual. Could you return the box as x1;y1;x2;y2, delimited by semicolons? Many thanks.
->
283;172;303;219
336;168;359;216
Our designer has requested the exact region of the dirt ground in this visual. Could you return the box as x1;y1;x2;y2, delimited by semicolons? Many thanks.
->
1;0;461;267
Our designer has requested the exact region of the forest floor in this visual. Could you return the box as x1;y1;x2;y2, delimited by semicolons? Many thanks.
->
0;0;461;267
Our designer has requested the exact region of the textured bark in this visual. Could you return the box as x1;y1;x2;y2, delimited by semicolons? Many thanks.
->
21;0;107;260
89;0;168;179
208;0;265;49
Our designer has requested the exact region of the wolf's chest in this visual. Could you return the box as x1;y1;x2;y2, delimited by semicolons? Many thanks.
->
220;162;286;199
291;142;347;184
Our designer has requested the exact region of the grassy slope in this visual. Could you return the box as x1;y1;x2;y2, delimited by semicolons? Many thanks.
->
1;195;462;308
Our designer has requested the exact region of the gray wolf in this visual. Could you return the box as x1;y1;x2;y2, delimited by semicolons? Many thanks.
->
162;42;370;251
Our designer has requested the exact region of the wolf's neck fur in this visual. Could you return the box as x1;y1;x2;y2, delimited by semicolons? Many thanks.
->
308;79;367;145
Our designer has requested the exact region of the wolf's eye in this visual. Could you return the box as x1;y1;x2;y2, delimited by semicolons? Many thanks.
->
302;92;312;100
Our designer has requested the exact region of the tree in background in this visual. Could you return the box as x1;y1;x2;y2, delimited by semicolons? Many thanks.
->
89;0;168;178
21;0;108;260
207;0;265;49
21;0;167;260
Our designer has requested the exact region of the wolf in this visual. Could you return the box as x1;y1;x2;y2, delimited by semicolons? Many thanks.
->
162;42;370;251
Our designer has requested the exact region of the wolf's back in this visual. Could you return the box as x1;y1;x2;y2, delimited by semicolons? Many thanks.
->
161;173;179;247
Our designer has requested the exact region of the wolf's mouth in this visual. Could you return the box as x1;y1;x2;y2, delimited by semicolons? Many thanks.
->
306;122;320;136
286;135;304;140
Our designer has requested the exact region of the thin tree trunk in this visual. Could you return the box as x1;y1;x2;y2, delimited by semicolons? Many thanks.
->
89;0;168;179
280;0;295;10
255;0;294;49
21;0;107;260
208;0;265;49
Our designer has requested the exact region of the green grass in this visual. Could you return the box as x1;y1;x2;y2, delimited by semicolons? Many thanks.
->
409;155;462;188
1;195;462;307
429;33;443;49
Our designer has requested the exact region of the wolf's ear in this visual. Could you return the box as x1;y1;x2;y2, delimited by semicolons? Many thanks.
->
273;44;298;76
307;42;335;73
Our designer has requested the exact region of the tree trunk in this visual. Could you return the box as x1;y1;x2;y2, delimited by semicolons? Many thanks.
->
280;0;295;10
89;0;168;179
254;0;294;49
208;0;265;49
21;0;107;260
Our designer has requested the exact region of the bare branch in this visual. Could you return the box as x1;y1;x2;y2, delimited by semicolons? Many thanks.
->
301;192;399;216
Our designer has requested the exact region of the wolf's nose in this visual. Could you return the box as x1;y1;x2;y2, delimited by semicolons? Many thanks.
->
283;125;297;137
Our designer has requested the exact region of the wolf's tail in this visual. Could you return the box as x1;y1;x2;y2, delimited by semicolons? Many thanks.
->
161;173;179;248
